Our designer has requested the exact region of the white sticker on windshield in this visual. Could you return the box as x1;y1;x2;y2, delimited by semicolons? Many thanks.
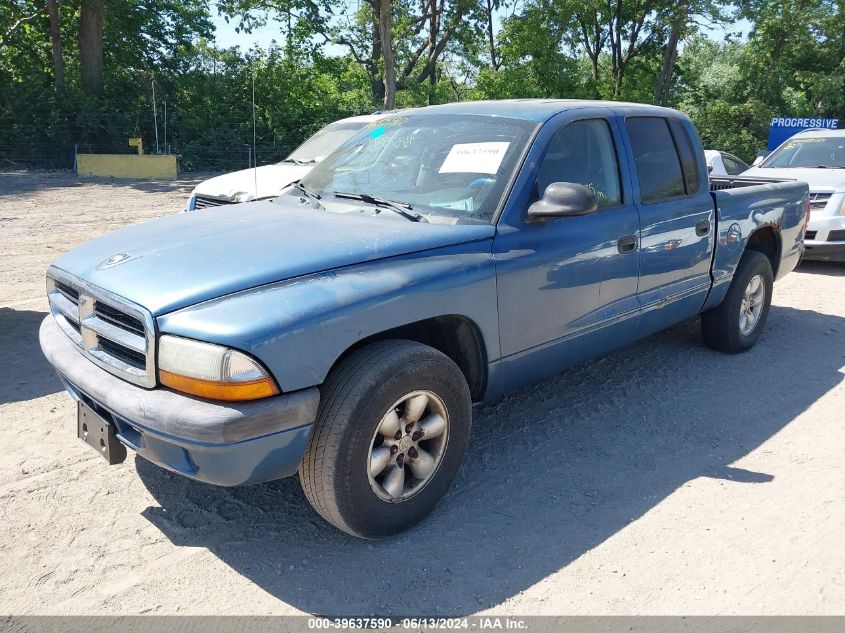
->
438;142;510;174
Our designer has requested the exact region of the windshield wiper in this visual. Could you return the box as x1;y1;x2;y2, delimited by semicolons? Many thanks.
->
291;180;322;200
282;158;316;166
333;191;428;223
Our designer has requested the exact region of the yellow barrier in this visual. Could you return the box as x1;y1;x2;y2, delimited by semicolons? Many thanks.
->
76;154;178;179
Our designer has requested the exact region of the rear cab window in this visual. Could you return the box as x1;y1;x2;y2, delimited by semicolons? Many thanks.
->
625;117;701;203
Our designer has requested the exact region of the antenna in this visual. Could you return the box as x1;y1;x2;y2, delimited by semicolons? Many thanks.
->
252;67;258;198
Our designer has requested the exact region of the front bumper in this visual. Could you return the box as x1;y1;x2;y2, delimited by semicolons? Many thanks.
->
39;316;319;486
803;240;845;261
804;209;845;261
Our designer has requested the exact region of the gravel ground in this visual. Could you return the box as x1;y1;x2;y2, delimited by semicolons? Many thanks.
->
1;170;844;616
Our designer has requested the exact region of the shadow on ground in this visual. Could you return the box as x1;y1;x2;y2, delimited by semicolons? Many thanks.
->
0;309;62;405
137;305;845;616
798;260;845;277
0;170;212;198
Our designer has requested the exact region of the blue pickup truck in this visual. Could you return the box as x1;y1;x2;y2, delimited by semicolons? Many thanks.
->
40;100;808;538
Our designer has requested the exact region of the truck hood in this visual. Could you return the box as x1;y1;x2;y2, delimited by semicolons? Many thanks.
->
192;163;312;201
52;199;495;316
744;166;845;191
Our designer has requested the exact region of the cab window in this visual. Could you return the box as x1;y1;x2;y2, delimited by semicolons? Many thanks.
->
625;117;686;203
537;119;622;208
668;119;700;194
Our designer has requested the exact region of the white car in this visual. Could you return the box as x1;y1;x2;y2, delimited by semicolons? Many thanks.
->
743;129;845;261
186;114;384;211
704;150;749;176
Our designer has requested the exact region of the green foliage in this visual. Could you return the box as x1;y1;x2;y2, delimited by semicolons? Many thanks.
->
1;0;843;169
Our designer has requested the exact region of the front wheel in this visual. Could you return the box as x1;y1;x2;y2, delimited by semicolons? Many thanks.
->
299;340;472;538
701;250;774;353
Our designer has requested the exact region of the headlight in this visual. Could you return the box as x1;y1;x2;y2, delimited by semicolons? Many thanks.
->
158;335;279;401
232;191;254;203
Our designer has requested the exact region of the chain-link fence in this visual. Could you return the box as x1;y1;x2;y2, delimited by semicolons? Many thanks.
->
0;91;334;173
0;141;299;173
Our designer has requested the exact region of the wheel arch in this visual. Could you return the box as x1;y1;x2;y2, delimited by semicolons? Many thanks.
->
745;224;782;278
326;315;489;402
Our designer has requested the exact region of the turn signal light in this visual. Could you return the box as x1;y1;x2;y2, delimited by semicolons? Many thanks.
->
159;370;279;401
158;335;279;401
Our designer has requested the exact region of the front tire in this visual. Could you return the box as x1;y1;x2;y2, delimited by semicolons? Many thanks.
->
701;250;773;353
299;340;472;538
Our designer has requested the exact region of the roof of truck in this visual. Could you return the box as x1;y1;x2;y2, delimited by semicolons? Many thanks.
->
402;99;680;123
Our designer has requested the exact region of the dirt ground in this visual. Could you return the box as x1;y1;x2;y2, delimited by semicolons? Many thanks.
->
1;169;844;616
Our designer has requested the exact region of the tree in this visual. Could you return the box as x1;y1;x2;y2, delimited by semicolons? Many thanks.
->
379;0;396;107
740;0;843;117
47;0;64;91
604;0;663;97
653;0;729;105
653;0;687;105
0;1;44;49
483;0;500;70
79;0;104;96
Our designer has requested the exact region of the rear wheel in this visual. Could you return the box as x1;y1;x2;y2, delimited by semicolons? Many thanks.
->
701;250;773;353
299;340;472;538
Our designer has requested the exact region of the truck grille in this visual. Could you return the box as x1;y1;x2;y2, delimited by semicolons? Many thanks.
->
809;192;832;210
194;194;234;210
46;268;156;388
94;301;145;335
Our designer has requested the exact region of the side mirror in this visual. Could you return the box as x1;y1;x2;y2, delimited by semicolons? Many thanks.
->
527;182;598;220
751;156;765;167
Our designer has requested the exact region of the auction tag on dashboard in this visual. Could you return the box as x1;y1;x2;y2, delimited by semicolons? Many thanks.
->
439;142;510;174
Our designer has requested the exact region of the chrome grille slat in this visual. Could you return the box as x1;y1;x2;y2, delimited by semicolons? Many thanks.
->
54;281;79;303
93;301;145;335
82;315;146;354
809;192;832;210
95;338;147;370
46;268;156;388
48;291;80;323
194;194;233;210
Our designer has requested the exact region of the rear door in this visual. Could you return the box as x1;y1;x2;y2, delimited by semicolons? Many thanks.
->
621;115;714;319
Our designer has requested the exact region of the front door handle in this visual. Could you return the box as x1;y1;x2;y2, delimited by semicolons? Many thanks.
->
617;234;637;254
695;220;711;236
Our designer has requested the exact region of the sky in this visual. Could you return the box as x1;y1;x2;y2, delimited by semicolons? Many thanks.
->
211;14;283;50
208;11;752;54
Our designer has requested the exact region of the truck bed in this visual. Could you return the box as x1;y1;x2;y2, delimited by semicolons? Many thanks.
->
704;178;808;311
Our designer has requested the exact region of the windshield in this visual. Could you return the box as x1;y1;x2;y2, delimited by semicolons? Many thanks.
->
762;136;845;169
284;121;368;164
297;113;538;223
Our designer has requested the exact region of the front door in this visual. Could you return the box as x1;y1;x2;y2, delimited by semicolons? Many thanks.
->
493;113;641;389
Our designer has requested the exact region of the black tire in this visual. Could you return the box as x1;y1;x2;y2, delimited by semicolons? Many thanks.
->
298;340;472;538
701;250;773;353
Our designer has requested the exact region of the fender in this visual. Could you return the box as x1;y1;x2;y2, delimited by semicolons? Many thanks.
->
703;181;807;311
156;239;499;393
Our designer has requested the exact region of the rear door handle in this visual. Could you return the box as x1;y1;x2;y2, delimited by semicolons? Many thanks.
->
695;220;711;236
617;234;637;254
